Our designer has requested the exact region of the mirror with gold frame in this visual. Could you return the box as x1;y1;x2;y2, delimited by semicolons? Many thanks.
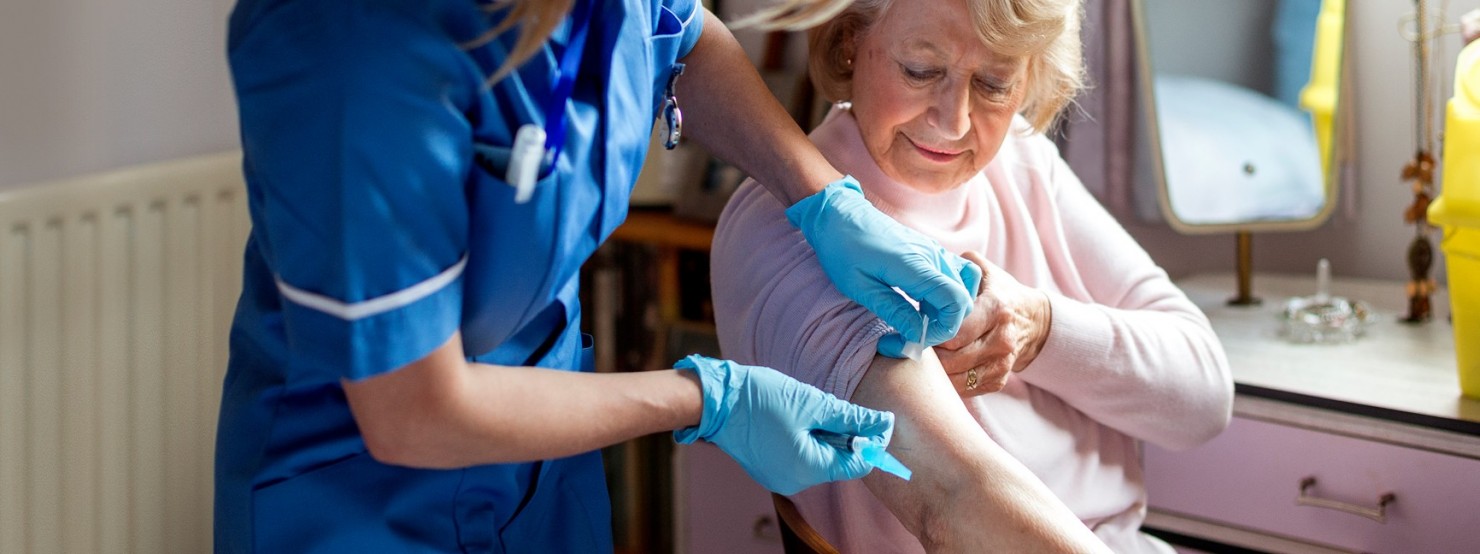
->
1132;0;1348;234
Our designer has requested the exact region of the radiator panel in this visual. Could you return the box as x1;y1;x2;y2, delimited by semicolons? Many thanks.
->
0;153;247;553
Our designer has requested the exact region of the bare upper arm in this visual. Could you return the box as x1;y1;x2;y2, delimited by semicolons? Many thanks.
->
848;350;986;535
846;349;1110;552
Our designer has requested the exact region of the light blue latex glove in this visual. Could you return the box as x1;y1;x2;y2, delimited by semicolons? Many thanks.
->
787;177;983;357
672;355;895;495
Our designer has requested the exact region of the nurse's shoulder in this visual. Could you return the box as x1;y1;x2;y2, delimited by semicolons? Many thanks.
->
227;0;480;61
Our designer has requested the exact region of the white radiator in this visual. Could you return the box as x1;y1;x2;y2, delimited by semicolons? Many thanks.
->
0;152;249;553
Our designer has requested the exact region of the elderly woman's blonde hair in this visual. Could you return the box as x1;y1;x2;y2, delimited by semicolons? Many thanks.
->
807;0;1084;132
472;0;856;83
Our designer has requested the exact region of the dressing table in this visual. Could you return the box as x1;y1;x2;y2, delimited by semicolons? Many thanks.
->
1146;273;1480;553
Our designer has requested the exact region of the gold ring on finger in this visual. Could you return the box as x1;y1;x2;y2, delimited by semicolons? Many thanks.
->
965;368;980;390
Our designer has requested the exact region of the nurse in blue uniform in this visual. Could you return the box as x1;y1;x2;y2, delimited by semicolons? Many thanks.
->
217;0;982;551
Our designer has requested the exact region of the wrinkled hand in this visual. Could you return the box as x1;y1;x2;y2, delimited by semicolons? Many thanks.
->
934;252;1052;397
786;177;982;357
672;355;895;495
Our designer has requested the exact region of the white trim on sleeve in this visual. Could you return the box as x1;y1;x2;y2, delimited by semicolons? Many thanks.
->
276;255;468;321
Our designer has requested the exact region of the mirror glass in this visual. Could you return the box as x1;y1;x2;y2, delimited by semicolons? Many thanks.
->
1133;0;1346;232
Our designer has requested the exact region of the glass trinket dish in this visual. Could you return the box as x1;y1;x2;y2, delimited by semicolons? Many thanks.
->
1278;259;1374;344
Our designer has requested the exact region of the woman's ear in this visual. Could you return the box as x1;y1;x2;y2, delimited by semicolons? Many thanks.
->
838;30;857;99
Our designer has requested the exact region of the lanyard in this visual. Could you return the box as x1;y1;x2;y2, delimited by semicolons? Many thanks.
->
541;0;595;170
503;0;596;203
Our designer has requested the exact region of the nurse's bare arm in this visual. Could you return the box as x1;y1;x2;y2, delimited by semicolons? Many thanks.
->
678;8;841;205
850;350;1111;553
342;332;703;468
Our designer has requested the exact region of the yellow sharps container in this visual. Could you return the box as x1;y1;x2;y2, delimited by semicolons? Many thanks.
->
1430;39;1480;399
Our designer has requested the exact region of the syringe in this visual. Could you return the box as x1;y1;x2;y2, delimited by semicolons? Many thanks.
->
812;429;867;452
811;429;913;480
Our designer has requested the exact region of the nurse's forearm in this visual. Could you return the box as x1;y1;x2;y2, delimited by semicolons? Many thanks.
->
677;9;841;206
849;352;1111;553
343;333;703;468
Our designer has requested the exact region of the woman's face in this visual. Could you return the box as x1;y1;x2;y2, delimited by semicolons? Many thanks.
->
848;0;1027;193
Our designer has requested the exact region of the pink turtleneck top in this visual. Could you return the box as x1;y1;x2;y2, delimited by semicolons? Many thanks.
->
710;107;1233;553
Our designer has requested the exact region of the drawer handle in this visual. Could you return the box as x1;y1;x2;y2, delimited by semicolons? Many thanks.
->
1296;476;1396;523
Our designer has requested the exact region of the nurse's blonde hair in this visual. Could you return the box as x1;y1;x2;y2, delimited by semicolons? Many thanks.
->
471;0;857;83
807;0;1084;132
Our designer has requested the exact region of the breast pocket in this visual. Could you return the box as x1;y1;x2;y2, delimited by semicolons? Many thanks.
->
460;148;564;357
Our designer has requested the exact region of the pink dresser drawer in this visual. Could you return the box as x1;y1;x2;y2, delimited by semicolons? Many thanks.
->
675;443;785;554
1145;416;1480;553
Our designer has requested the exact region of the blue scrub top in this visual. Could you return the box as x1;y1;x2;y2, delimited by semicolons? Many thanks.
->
216;0;703;551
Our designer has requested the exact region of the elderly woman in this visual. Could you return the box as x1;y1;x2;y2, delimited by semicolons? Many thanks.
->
709;0;1234;551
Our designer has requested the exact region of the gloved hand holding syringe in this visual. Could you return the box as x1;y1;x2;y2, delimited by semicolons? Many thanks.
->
672;355;911;493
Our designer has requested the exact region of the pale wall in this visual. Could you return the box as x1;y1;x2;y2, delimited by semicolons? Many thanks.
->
2;0;1476;283
0;0;238;191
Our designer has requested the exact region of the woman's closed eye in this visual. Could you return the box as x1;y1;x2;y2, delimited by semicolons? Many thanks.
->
972;77;1013;101
900;62;1014;102
901;63;944;84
